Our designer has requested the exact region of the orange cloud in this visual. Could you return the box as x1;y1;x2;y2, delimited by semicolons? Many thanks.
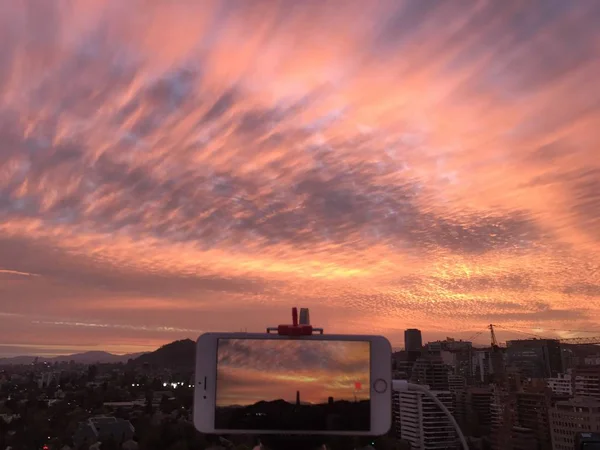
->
216;339;370;406
0;1;599;355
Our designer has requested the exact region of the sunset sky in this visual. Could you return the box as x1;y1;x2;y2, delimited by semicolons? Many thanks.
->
1;1;600;357
216;339;370;406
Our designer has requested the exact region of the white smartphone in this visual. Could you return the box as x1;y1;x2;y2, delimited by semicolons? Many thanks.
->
193;332;392;436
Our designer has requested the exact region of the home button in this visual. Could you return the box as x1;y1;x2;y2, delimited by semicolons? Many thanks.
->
373;378;387;393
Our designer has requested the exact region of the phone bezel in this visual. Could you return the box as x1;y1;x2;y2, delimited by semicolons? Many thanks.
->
193;332;391;436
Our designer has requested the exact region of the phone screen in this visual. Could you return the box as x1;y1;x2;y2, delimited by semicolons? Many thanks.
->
214;338;371;431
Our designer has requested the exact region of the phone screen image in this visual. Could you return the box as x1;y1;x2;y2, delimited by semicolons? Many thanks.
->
214;338;371;431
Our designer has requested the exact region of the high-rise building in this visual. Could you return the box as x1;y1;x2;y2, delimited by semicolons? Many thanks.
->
471;387;494;431
546;372;573;396
392;351;420;382
550;397;600;450
453;348;474;379
398;390;456;450
585;356;600;366
392;390;401;438
515;391;552;450
473;347;506;383
505;366;525;393
426;338;472;354
474;349;492;383
454;387;493;437
574;365;600;399
561;347;577;371
448;374;466;392
454;389;468;434
511;426;538;450
490;386;515;450
405;329;423;352
427;339;474;379
410;355;450;391
506;339;563;378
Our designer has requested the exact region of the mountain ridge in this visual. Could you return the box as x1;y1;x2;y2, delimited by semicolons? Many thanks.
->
130;339;195;369
0;350;147;366
0;338;197;367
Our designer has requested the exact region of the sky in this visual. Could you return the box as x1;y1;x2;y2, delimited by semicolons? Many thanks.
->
216;339;370;406
1;1;600;356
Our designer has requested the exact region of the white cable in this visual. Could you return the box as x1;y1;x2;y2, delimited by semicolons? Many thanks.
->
392;380;469;450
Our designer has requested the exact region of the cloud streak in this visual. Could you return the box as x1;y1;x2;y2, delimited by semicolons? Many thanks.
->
0;269;40;278
216;339;370;406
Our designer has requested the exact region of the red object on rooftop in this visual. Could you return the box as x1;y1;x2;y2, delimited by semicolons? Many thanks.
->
276;307;314;336
355;381;362;390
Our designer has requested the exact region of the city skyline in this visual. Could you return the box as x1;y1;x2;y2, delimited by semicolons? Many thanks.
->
1;1;600;356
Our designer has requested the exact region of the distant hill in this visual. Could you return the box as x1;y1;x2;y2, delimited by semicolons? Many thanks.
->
0;350;146;366
0;339;196;368
131;339;195;369
51;351;147;364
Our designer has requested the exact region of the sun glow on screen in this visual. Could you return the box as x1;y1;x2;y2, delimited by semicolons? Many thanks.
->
214;338;371;431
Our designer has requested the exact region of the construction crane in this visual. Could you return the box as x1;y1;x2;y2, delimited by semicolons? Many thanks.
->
558;336;600;345
489;324;499;347
485;324;600;346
